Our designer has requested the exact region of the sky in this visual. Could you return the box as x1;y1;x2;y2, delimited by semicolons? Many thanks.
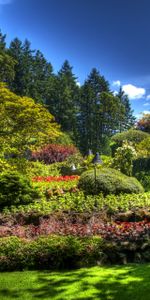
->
0;0;150;119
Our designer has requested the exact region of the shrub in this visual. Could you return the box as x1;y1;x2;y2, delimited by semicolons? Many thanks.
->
3;191;150;215
0;157;16;173
134;171;150;192
0;235;103;271
55;132;74;145
31;144;78;164
78;168;144;195
133;157;150;174
111;129;149;145
0;171;39;209
26;161;63;177
112;141;137;176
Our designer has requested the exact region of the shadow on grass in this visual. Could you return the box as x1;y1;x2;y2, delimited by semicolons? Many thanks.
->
1;264;150;299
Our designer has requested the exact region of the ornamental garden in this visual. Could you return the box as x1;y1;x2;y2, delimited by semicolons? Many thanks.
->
0;82;150;271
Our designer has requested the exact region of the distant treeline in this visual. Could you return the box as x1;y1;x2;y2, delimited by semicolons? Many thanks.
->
0;30;135;154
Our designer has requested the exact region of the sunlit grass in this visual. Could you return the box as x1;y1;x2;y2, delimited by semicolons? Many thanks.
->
1;264;150;299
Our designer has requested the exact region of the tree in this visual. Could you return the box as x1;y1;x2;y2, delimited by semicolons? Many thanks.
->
0;83;60;156
117;87;136;131
9;38;34;96
0;30;6;51
77;68;124;153
0;30;16;84
28;50;54;104
9;38;55;104
136;113;150;133
50;60;80;135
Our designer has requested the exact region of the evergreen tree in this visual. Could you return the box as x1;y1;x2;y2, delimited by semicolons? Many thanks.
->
51;60;80;135
9;38;55;104
0;30;16;84
117;87;136;131
0;30;6;51
29;50;54;103
78;68;110;153
9;38;28;95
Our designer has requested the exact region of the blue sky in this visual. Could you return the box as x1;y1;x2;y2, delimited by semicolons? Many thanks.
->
0;0;150;118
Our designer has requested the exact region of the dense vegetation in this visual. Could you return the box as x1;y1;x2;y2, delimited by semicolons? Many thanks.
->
0;28;150;273
0;29;136;153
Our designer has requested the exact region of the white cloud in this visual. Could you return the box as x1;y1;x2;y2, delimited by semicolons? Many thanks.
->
122;84;146;100
143;110;150;114
112;80;121;87
143;103;150;107
146;95;150;100
0;0;12;5
76;81;81;87
113;90;118;96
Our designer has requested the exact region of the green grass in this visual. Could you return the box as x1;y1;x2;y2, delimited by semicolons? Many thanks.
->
1;264;150;299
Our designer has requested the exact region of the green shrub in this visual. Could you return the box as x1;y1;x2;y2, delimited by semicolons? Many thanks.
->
3;191;150;215
134;171;150;192
111;129;149;145
0;235;103;271
0;171;39;209
133;157;150;174
78;168;144;195
26;161;63;177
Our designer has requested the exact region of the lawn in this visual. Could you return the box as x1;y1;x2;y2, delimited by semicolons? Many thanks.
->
1;264;150;300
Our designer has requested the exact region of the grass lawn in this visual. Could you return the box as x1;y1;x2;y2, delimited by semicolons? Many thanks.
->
1;264;150;300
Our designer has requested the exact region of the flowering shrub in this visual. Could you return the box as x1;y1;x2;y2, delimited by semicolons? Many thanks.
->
31;144;78;164
32;175;79;182
113;141;137;176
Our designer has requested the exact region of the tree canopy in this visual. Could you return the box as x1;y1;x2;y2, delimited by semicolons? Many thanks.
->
0;83;60;155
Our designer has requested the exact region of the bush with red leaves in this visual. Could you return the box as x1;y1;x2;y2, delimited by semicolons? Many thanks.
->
31;144;78;164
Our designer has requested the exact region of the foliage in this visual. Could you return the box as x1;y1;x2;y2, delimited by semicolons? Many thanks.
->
55;131;74;145
9;38;55;104
0;30;16;84
0;83;60;157
0;171;39;209
0;235;103;270
136;113;150;133
3;191;150;215
78;168;144;195
134;171;150;192
136;137;150;157
2;216;150;244
0;52;16;84
26;161;63;177
31;144;78;164
117;87;136;131
111;129;149;146
0;157;16;173
112;141;137;176
0;29;137;155
133;157;150;174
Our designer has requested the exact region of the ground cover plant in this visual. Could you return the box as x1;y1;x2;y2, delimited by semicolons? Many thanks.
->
2;191;150;214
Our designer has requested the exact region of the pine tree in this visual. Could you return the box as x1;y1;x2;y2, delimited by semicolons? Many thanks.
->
29;50;54;103
117;87;136;131
0;30;16;84
78;68;110;153
9;38;27;95
51;60;80;135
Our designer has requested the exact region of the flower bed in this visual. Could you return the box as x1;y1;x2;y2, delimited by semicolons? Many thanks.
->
32;175;79;182
1;212;150;243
